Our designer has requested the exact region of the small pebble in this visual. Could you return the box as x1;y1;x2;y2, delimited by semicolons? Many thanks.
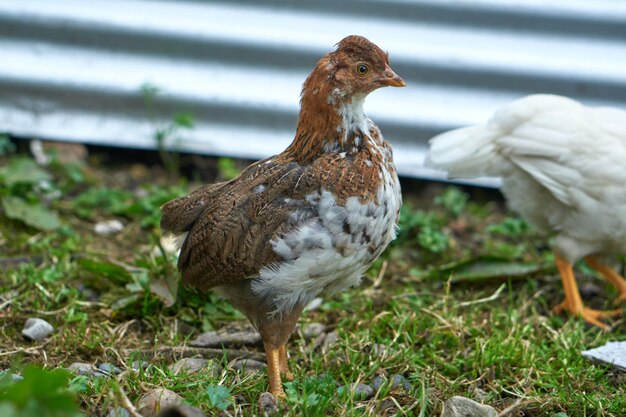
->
107;407;131;417
442;396;497;417
190;330;261;348
1;372;23;383
137;388;183;417
169;358;219;376
233;393;248;405
579;282;604;298
231;359;266;374
311;332;327;351
98;363;122;375
389;374;411;391
372;376;386;391
131;360;150;371
339;383;374;399
370;343;387;358
378;398;397;416
155;404;207;417
302;322;326;340
94;219;125;236
582;340;626;372
22;318;54;341
258;392;279;416
322;331;339;351
68;362;100;377
473;386;489;402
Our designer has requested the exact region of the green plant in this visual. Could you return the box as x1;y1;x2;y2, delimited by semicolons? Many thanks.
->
0;157;61;231
0;366;83;417
285;376;338;416
435;186;469;216
396;205;450;253
487;216;529;237
217;157;241;180
0;134;16;156
141;83;194;174
205;384;231;410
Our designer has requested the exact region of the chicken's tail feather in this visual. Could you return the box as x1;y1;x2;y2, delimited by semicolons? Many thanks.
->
426;125;505;178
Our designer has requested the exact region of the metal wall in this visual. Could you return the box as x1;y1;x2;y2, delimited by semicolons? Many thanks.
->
1;0;625;184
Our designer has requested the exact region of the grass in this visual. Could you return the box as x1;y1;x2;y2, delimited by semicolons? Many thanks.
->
1;144;626;416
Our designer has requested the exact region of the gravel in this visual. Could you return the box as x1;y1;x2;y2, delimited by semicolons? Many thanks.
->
442;396;497;417
22;318;54;341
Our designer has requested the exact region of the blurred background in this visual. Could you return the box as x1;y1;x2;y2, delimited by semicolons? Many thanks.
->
2;0;625;185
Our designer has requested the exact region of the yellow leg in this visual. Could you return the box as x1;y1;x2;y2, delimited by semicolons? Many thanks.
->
585;256;626;304
278;345;295;381
553;251;621;330
264;343;286;399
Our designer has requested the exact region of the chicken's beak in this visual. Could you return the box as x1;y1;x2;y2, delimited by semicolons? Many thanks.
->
378;65;406;87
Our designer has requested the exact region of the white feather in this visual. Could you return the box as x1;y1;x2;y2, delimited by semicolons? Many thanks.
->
426;94;626;263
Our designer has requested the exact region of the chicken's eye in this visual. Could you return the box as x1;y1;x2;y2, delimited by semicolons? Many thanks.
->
356;64;369;75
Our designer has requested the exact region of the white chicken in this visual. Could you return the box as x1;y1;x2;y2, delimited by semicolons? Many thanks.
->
426;94;626;329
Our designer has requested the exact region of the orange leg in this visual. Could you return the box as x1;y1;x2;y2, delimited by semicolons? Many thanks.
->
553;251;621;330
264;343;286;399
279;345;295;381
585;256;626;304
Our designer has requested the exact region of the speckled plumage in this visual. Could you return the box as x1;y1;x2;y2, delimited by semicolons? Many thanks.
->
161;35;405;396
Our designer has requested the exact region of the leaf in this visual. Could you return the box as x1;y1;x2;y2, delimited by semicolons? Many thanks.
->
111;294;141;311
217;158;240;180
79;259;132;284
173;112;194;128
1;196;60;231
0;403;18;417
206;385;231;410
424;256;555;283
149;277;177;307
0;158;51;186
0;366;83;417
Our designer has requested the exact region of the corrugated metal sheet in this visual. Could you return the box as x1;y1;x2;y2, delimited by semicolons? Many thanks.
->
1;0;625;184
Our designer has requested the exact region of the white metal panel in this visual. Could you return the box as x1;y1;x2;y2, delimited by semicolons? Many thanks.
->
0;0;624;185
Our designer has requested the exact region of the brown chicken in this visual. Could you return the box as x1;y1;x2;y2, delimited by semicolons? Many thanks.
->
160;35;405;397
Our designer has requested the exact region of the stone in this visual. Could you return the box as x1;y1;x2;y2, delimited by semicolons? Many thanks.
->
442;396;497;417
311;333;327;351
339;383;374;399
370;343;387;358
106;407;131;417
302;323;326;340
156;404;207;417
137;388;183;417
389;374;411;391
579;282;604;298
230;359;266;375
131;360;150;371
22;318;54;341
94;220;125;236
378;398;397;416
372;376;386;391
322;331;339;351
98;363;123;375
582;341;626;371
258;392;279;416
169;358;219;376
190;330;261;348
371;374;411;392
233;393;248;405
68;362;101;377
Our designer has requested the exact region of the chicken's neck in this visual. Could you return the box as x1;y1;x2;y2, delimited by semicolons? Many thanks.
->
284;86;377;163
